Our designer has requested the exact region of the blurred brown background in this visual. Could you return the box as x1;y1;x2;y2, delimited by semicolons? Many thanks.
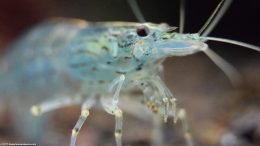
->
0;0;260;146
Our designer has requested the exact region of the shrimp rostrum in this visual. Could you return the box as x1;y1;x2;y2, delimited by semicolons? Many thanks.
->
0;0;259;146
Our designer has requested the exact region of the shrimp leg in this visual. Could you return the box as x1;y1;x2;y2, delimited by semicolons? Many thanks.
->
150;77;195;146
70;95;96;146
151;114;163;146
108;74;125;106
150;81;194;146
137;79;169;146
149;76;178;122
101;96;123;146
100;75;125;146
177;108;194;146
31;95;82;116
119;95;164;146
138;76;195;146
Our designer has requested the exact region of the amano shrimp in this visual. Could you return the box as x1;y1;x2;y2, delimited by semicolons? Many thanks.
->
0;0;259;146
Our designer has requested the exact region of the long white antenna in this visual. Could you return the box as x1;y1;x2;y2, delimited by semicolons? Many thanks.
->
179;0;186;33
200;36;260;86
198;0;224;34
201;36;260;52
127;0;146;23
203;48;242;86
201;0;233;37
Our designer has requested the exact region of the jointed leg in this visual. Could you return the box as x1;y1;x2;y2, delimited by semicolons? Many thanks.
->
138;77;195;146
31;95;82;116
100;75;125;146
101;97;123;146
119;96;152;121
70;95;96;146
109;74;125;106
119;96;166;145
151;114;163;146
177;108;194;146
114;107;123;146
150;78;195;146
149;76;178;122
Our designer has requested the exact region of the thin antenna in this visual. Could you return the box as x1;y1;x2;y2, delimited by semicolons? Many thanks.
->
127;0;146;23
198;0;224;34
179;0;186;33
202;36;260;52
200;0;233;37
201;36;260;86
203;48;242;86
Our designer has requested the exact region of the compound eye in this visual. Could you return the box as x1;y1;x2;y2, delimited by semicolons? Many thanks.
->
136;25;149;37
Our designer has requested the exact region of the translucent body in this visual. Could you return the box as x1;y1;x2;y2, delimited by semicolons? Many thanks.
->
0;15;259;146
0;18;199;145
0;18;206;100
0;19;84;100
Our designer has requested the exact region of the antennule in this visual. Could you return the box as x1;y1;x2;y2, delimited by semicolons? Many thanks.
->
200;0;233;37
198;0;225;34
127;0;146;22
179;0;186;33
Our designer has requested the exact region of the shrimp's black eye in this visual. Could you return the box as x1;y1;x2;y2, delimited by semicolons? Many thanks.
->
136;25;149;37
